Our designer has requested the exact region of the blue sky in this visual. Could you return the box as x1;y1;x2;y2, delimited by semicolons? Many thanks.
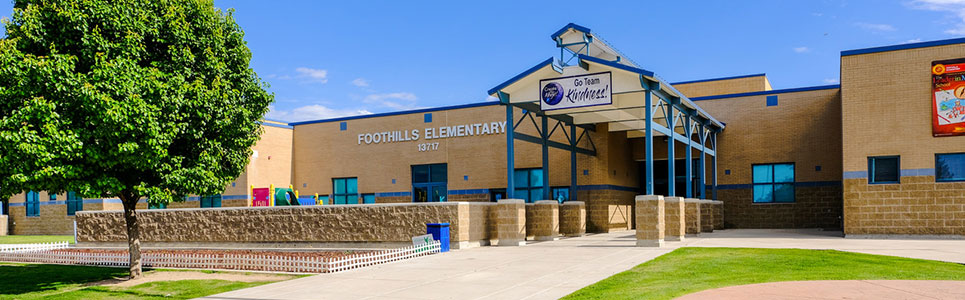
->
3;1;965;122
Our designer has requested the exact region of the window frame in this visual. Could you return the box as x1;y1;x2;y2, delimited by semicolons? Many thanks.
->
751;163;796;204
66;191;83;216
25;191;40;217
411;164;448;202
936;152;965;182
868;156;901;184
514;168;545;203
200;194;222;208
332;177;359;205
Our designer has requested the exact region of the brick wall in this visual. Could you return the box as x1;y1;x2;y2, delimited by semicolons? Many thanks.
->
673;75;772;98
448;193;490;202
720;185;842;229
844;177;964;236
841;41;965;237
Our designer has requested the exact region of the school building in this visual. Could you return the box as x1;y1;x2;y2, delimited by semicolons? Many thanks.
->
2;23;963;238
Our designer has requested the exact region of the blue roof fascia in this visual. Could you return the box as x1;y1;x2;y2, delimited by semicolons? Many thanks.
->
690;84;841;101
841;37;965;56
550;23;592;40
577;54;654;77
672;73;767;85
486;57;555;96
288;101;501;126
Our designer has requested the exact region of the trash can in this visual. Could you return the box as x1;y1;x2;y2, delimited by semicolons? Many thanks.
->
426;223;450;252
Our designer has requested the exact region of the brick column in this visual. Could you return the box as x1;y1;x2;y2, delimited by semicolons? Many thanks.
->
0;215;7;236
559;201;586;237
684;198;701;236
635;195;665;247
700;200;714;233
532;200;559;241
664;197;686;241
711;200;724;230
496;199;526;246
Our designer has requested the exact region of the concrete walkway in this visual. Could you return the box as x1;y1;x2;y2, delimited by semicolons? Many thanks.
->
677;280;965;300
201;230;965;300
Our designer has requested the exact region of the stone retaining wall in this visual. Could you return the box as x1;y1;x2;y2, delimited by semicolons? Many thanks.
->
76;202;488;249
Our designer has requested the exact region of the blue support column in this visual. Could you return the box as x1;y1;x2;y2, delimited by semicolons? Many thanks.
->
644;90;654;195
506;104;515;199
712;131;719;200
667;103;675;196
541;115;550;200
570;123;578;202
684;115;693;198
699;125;707;199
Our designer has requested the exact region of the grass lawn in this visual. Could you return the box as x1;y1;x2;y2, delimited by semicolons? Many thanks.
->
564;247;965;300
0;263;285;299
0;235;74;244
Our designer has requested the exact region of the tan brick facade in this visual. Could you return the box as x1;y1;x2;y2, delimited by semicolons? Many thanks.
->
841;41;965;237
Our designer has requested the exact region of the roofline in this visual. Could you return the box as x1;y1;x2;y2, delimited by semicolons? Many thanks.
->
262;118;291;124
577;54;654;77
550;23;592;40
841;37;965;56
257;121;293;129
672;73;767;85
288;101;501;126
487;57;555;95
690;84;840;101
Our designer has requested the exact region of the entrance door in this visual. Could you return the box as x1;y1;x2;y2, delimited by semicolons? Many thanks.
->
412;164;447;202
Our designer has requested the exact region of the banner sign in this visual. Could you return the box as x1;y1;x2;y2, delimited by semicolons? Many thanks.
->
412;234;433;246
539;72;612;111
932;59;965;137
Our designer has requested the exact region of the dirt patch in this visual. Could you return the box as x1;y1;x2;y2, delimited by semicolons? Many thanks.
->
89;270;297;287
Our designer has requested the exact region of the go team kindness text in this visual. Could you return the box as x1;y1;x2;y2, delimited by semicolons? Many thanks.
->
357;121;507;145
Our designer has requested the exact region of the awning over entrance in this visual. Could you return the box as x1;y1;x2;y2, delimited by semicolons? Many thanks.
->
487;23;723;200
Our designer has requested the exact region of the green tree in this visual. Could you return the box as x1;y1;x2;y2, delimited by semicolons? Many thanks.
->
0;0;272;278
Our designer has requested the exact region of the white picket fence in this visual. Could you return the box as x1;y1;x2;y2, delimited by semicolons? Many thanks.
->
0;241;441;273
0;241;70;253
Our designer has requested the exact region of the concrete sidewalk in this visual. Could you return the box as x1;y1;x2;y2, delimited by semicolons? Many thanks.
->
201;229;965;300
202;232;672;300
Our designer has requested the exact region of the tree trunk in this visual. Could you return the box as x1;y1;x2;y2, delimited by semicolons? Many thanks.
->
120;192;142;279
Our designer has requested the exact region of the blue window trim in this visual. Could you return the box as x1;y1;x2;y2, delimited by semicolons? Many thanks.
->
514;168;545;203
339;122;347;131
424;113;432;123
66;191;83;216
751;163;796;203
868;156;901;184
412;164;448;202
25;191;40;217
332;177;359;205
936;152;965;182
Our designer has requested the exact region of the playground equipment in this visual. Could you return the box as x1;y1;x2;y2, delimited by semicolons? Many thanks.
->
250;184;319;207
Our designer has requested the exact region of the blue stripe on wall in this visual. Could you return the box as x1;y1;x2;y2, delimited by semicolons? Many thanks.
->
448;189;490;195
717;181;842;190
375;192;412;198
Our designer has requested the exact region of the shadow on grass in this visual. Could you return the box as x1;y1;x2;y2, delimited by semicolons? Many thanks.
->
0;263;129;295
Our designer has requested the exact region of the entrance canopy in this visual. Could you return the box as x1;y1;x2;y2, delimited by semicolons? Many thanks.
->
487;23;723;199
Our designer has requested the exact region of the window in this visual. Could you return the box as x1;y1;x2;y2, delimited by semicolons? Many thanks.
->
25;191;39;217
551;187;570;203
514;168;544;203
66;191;83;216
362;194;376;204
200;194;222;208
332;178;358;205
412;164;447;202
752;163;795;203
49;194;56;201
868;156;900;184
148;202;167;209
489;189;506;202
936;153;965;182
318;195;329;205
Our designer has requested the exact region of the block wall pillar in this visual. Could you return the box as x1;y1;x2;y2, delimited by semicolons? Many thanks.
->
664;197;685;241
532;200;559;241
496;199;526;246
559;201;586;237
635;195;665;247
684;198;702;236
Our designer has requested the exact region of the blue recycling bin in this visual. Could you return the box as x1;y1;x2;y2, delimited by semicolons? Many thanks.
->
426;223;450;252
